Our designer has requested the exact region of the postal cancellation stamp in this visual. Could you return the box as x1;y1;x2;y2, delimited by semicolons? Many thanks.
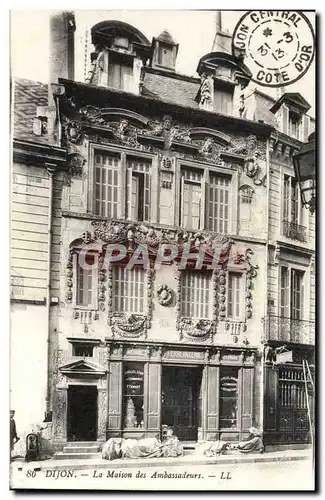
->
232;11;315;87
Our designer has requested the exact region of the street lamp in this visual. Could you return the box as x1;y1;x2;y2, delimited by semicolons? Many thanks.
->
293;132;316;214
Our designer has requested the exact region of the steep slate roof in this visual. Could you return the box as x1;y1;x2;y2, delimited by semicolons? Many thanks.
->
143;71;200;109
12;78;48;144
13;73;311;140
253;92;278;128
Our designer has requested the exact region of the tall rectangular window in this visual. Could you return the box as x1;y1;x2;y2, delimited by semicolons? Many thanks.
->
280;266;290;318
181;271;211;318
76;253;95;307
94;151;119;218
220;367;239;429
123;362;144;428
107;51;134;92
208;175;230;233
113;266;145;313
291;269;304;320
126;158;151;222
283;176;303;224
283;175;290;222
180;168;202;230
280;267;304;319
227;272;242;319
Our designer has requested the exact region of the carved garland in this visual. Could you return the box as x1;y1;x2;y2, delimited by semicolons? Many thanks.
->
98;252;106;311
65;249;74;303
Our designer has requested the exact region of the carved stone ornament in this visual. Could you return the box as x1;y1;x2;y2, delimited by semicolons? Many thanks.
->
161;156;173;170
64;120;83;144
199;73;213;110
179;318;214;342
91;220;234;257
157;284;173;306
98;253;106;311
244;248;259;321
111;313;147;338
65;250;74;303
107;267;154;338
67;153;86;177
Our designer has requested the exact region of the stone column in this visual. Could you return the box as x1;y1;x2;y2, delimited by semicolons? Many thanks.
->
53;388;67;442
97;388;108;442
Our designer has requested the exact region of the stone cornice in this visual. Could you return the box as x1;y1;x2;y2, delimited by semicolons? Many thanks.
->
61;211;268;246
59;78;274;138
13;139;67;170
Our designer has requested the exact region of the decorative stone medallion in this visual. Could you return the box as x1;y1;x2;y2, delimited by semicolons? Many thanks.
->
157;284;173;306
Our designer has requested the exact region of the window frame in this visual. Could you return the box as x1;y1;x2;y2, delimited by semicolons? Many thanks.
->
72;249;99;310
112;265;147;315
180;269;213;320
88;143;154;222
176;159;234;233
226;269;246;321
278;264;306;320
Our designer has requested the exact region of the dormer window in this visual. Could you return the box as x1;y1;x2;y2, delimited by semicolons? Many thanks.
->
289;111;302;140
108;51;134;92
214;80;234;115
152;30;178;72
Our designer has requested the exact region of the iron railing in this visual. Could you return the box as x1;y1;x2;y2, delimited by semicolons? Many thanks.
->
263;315;315;345
283;220;307;242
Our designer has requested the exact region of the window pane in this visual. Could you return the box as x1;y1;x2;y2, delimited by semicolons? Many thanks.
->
181;271;211;318
209;175;230;233
220;367;239;429
227;273;242;319
94;151;119;218
113;267;146;313
123;363;144;428
76;253;95;306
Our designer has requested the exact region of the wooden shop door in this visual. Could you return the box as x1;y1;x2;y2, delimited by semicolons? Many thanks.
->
67;385;98;442
162;365;202;441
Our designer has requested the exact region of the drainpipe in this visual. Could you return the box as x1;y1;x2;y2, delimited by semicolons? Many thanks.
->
260;138;271;433
45;165;55;415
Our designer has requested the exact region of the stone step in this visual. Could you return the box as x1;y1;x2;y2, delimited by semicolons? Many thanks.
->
63;446;101;454
54;452;101;460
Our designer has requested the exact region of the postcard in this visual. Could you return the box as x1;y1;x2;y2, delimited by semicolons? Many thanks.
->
10;9;316;491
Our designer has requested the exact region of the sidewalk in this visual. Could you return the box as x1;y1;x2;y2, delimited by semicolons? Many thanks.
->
11;448;312;472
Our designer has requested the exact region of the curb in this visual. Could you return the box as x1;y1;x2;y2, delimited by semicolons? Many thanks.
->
14;453;311;472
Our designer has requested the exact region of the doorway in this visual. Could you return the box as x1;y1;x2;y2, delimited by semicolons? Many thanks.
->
162;365;203;441
67;385;98;442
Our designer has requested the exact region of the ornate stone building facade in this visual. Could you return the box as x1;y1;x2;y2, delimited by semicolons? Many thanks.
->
11;13;315;449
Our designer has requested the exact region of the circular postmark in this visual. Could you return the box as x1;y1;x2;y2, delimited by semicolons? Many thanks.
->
232;11;315;87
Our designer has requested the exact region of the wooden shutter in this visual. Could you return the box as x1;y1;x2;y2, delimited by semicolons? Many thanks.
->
107;361;122;432
241;367;254;432
282;104;289;135
146;363;161;431
206;366;219;434
303;115;310;142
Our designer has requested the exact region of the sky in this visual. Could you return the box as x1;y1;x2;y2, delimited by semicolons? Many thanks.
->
10;10;315;116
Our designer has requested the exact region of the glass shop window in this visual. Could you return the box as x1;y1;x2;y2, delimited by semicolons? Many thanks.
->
219;367;239;429
123;362;145;429
72;344;94;357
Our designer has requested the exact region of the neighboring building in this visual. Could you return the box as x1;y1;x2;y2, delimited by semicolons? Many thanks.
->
11;12;315;451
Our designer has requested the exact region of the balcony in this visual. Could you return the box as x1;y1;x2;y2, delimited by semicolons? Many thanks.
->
282;220;307;242
263;315;315;345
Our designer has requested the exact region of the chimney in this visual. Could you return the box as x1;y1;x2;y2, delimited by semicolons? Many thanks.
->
49;11;76;105
212;11;232;54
